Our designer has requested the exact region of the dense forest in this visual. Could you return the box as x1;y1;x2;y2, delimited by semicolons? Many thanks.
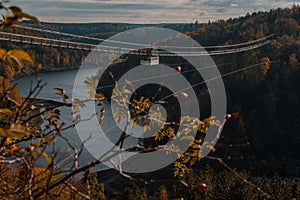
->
1;5;300;193
188;6;300;176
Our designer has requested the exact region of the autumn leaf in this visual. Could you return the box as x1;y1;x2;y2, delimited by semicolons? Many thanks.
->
9;6;40;23
40;136;54;147
0;123;30;138
41;152;51;165
85;77;98;89
54;87;65;95
0;49;34;77
183;155;191;164
0;6;39;29
0;49;6;60
0;108;13;120
95;93;105;100
7;49;34;66
0;15;18;29
0;76;23;105
190;157;198;166
4;66;15;78
98;107;105;125
53;87;69;101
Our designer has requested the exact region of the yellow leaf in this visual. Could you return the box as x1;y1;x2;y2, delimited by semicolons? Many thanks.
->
7;56;23;69
88;89;95;98
0;49;6;60
155;133;161;141
41;152;51;165
183;155;191;164
190;157;197;166
11;143;20;151
7;49;34;65
173;170;179;177
40;136;54;147
125;79;132;86
112;112;119;120
180;136;195;141
191;143;201;150
4;66;15;78
8;123;30;138
0;124;30;139
143;124;148;133
0;76;23;105
53;87;65;96
130;121;134;129
9;6;40;24
98;107;105;125
0;127;10;138
85;77;98;89
95;93;105;100
0;108;13;118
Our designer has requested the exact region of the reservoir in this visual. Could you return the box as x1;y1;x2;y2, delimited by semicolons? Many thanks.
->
15;68;138;172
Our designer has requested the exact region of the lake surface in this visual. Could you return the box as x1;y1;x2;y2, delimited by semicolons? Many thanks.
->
15;68;138;171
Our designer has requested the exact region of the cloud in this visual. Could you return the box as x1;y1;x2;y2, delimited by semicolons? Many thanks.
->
217;8;227;13
230;3;239;7
7;0;294;23
199;11;208;16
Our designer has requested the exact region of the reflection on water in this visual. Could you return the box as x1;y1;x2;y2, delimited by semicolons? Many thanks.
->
15;68;138;171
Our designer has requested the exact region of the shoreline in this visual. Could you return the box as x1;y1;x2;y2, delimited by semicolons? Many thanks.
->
14;64;102;80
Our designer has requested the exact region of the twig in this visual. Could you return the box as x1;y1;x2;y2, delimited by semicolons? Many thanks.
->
66;182;92;200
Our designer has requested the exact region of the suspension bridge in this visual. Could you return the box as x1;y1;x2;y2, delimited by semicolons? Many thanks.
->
0;25;275;57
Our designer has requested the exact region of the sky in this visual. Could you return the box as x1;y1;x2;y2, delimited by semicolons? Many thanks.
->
7;0;295;23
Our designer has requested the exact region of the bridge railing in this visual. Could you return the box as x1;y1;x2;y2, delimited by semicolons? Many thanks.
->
0;31;273;57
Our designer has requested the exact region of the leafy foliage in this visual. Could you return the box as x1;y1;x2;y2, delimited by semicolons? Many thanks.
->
0;5;40;29
1;2;300;199
83;169;106;199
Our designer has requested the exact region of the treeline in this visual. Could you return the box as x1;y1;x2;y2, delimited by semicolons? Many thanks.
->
105;165;299;200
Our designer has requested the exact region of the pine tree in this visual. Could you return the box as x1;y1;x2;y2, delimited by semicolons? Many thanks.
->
291;178;300;199
270;173;291;199
158;185;168;200
83;169;105;200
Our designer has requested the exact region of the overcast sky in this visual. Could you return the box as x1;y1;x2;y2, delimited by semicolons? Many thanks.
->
8;0;294;23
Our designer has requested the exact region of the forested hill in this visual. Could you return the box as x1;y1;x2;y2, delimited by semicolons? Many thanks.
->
187;6;300;176
1;6;300;176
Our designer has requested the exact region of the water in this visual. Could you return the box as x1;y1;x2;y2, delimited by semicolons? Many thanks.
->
15;68;138;172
